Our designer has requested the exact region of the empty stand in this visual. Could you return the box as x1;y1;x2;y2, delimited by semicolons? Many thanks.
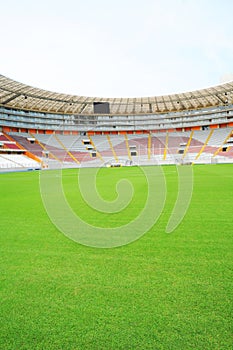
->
0;154;40;169
1;128;232;169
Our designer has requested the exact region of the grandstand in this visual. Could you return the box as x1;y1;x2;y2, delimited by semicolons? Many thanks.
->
0;74;233;169
1;74;233;350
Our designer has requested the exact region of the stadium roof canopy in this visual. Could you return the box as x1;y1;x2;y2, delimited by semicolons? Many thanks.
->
0;74;232;115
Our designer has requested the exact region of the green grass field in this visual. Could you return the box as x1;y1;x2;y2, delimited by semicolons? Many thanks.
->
0;164;232;349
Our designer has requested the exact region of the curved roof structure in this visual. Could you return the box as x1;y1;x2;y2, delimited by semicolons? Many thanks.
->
0;74;232;115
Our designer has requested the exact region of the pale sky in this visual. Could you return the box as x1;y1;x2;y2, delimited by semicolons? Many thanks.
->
1;0;233;97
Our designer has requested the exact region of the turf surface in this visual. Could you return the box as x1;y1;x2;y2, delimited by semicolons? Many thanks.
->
0;164;232;349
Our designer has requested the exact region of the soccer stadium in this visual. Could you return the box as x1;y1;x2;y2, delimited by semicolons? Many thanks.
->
0;75;232;349
0;74;233;169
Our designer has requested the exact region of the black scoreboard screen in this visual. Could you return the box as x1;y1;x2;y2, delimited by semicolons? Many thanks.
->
93;102;110;114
